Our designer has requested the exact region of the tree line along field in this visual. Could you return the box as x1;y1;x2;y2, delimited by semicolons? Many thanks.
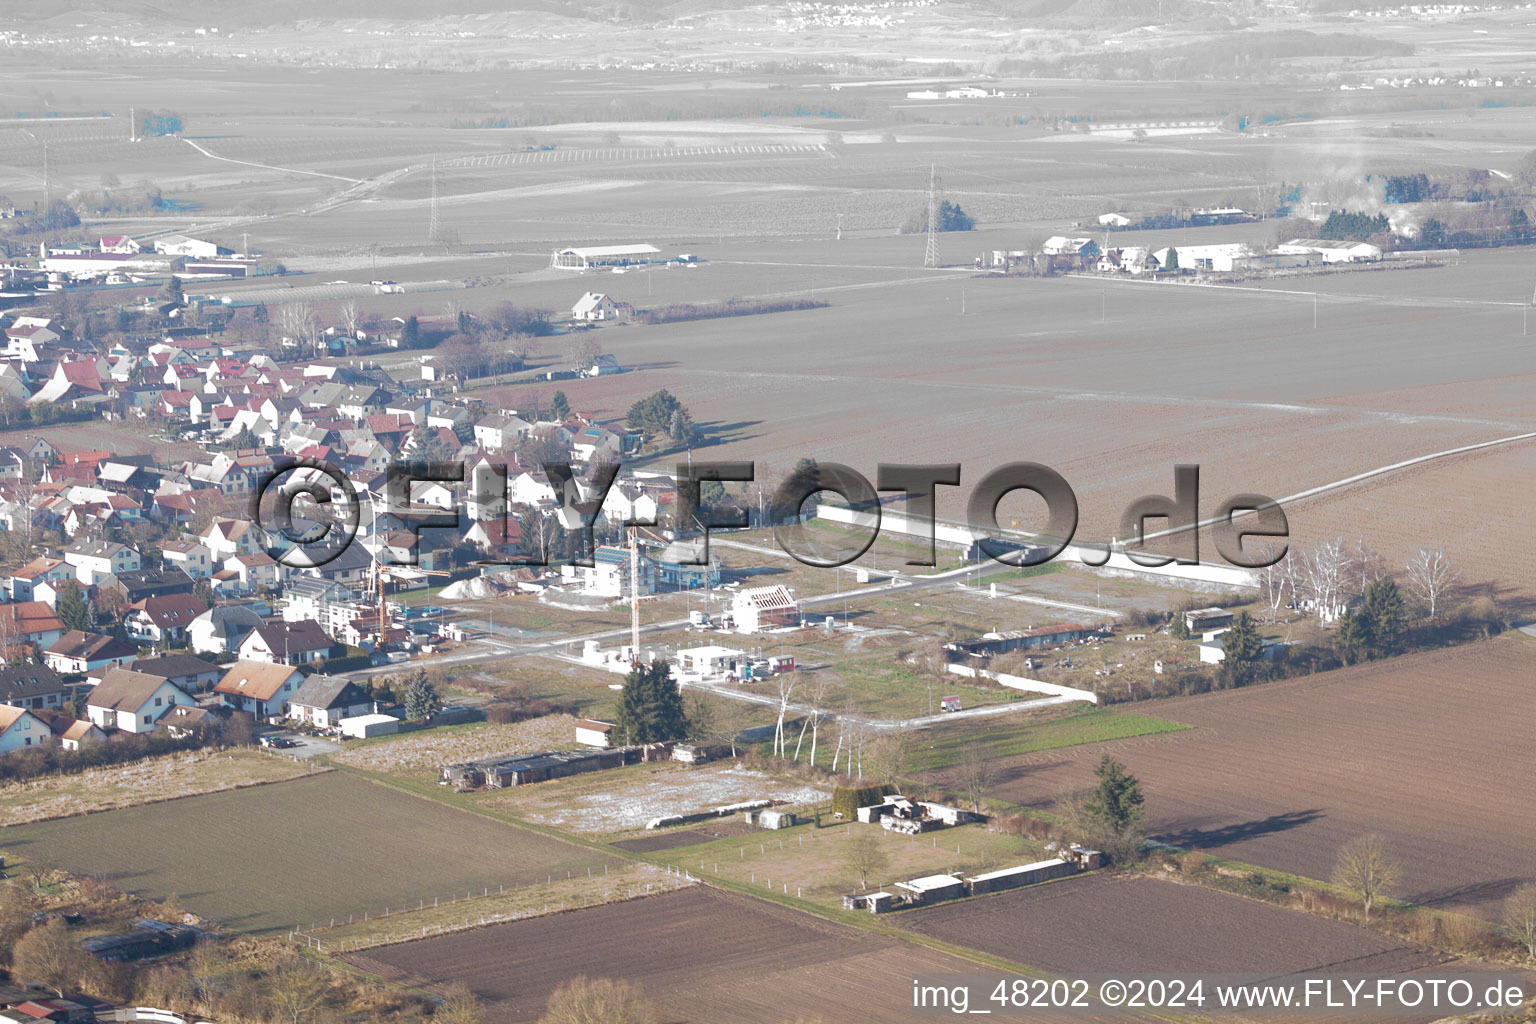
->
980;636;1536;923
0;771;609;934
345;885;1158;1024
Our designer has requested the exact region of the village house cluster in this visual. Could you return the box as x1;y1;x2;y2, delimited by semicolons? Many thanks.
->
0;237;746;755
989;232;1383;275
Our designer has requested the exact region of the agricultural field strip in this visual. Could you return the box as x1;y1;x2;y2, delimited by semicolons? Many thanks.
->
181;137;364;183
1071;270;1536;311
983;638;1536;922
441;143;828;167
2;771;613;935
672;366;1532;432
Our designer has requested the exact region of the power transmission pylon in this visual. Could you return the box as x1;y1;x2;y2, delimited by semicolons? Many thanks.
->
923;164;941;269
427;156;441;246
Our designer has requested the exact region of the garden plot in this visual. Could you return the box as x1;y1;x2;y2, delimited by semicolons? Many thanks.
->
333;715;580;776
512;763;828;834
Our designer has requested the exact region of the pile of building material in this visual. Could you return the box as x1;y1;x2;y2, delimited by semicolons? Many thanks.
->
857;795;973;834
438;576;507;601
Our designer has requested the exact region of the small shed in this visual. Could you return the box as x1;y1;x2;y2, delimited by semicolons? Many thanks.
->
964;857;1075;895
1184;607;1234;633
895;874;966;905
758;809;796;830
842;891;894;913
340;713;400;739
575;719;614;748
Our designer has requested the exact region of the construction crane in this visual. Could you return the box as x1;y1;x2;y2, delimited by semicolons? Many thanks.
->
628;524;641;657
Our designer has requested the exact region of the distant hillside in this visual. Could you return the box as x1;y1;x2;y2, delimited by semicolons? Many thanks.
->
4;0;736;29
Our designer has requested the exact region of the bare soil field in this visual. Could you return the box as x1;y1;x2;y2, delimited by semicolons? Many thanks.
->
499;762;828;834
982;636;1536;921
344;885;1151;1024
332;714;581;777
902;873;1446;977
1;771;607;933
1264;439;1536;618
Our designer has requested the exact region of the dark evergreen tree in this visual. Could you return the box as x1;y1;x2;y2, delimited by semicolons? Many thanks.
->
1360;575;1406;658
614;660;687;744
56;587;90;634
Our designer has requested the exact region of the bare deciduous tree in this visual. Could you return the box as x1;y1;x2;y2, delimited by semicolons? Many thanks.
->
1332;835;1400;921
801;675;834;767
564;332;601;373
1349;536;1387;598
844;829;889;891
11;917;92;996
772;671;797;758
337;299;361;338
1298;537;1351;624
864;727;914;783
265;954;330;1024
955;739;1000;813
1256;543;1291;622
831;696;867;778
1504;883;1536;959
540;975;660;1024
1404;547;1459;619
276;301;319;358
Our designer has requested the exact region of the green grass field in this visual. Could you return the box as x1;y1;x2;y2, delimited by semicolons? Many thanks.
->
910;706;1193;773
1;771;607;934
638;819;1048;911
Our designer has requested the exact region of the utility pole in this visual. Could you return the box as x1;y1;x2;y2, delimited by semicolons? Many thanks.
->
129;107;136;143
923;164;940;269
427;157;440;246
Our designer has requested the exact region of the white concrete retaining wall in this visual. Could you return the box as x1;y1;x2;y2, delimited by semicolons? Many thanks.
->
813;506;1256;590
946;663;1098;704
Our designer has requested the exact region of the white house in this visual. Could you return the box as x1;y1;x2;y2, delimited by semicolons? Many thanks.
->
63;538;141;585
287;675;374;731
160;538;213;579
0;705;49;753
473;413;532;452
99;235;142;254
86;668;195;734
213;660;305;718
582;354;624;377
43;630;139;678
562;545;656;599
125;594;207;645
0;664;71;711
7;557;73;601
571;292;621;321
236;620;334;665
188;604;265;654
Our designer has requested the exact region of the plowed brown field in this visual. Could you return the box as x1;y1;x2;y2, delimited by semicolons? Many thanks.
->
902;874;1446;976
346;886;1152;1024
982;636;1536;921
